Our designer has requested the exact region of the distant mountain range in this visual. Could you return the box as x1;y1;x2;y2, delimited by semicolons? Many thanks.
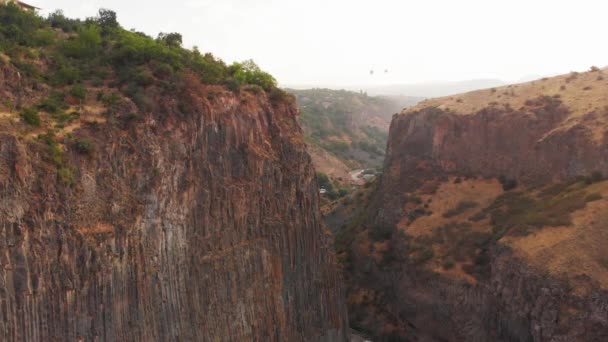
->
347;79;507;97
286;79;508;98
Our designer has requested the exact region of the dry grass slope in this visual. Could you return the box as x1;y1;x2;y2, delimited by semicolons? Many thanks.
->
393;177;608;289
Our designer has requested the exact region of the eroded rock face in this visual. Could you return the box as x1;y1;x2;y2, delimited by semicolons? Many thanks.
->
344;95;608;341
378;98;608;226
349;245;608;342
0;84;348;341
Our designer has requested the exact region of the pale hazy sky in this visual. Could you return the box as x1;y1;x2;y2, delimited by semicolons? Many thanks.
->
32;0;608;87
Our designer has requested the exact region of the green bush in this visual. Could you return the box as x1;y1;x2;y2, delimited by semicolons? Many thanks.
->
324;141;350;155
225;78;240;92
379;247;398;268
39;131;75;185
134;67;155;86
20;107;40;126
228;59;277;91
95;8;119;34
39;131;62;164
60;25;102;59
33;28;55;46
404;195;423;204
316;173;350;200
408;208;431;222
156;32;182;48
369;225;394;242
128;87;154;111
38;91;67;114
316;172;334;191
57;167;75;185
358;140;384;156
469;211;487;222
152;62;174;79
480;180;603;238
269;87;291;104
586;193;603;202
98;92;121;107
1;4;283;125
413;248;434;264
109;29;182;70
74;137;95;155
0;2;45;49
443;201;479;218
47;10;81;33
191;50;228;84
69;84;87;101
442;259;455;270
585;171;604;184
51;65;81;86
12;59;40;79
498;175;518;191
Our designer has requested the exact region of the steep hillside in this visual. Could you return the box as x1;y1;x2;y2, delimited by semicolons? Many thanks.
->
291;88;421;180
334;68;608;341
0;5;348;341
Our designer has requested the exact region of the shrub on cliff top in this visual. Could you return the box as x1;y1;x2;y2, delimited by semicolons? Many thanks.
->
60;25;102;59
269;87;292;104
47;10;81;33
157;32;182;48
1;4;289;119
0;2;44;50
95;9;119;33
228;59;277;91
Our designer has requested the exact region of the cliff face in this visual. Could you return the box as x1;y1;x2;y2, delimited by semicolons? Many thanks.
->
379;95;607;226
347;244;608;341
338;69;608;341
0;74;348;341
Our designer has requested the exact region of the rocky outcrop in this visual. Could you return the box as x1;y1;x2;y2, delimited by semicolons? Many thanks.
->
378;96;608;226
0;77;348;341
342;71;608;341
348;244;608;342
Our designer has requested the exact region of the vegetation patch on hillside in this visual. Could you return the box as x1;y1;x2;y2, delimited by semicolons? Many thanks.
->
475;175;604;239
338;176;607;283
292;88;415;173
0;4;281;123
0;4;290;187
